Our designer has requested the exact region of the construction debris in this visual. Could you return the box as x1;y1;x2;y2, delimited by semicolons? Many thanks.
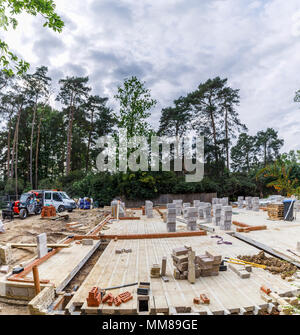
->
238;251;297;279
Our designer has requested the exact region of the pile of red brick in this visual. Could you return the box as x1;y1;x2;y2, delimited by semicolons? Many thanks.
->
86;287;102;307
41;206;56;218
172;246;222;280
194;294;210;305
86;287;133;308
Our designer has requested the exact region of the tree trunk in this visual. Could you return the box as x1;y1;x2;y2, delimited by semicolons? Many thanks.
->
209;110;218;168
10;120;18;178
66;95;74;175
86;109;94;172
7;115;12;177
264;142;267;167
225;108;229;171
35;118;42;189
14;108;22;198
30;98;38;188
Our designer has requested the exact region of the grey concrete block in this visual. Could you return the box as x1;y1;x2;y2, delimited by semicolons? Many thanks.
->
36;233;48;259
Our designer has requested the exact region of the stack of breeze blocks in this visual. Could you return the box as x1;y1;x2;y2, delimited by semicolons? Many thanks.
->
167;203;177;232
172;246;222;280
212;198;220;205
245;197;252;210
238;196;244;209
252;197;260;212
183;203;191;219
186;207;198;231
221;197;229;206
193;200;201;215
212;204;222;226
220;206;232;231
203;203;212;223
111;199;125;218
198;202;206;219
173;200;183;216
145;200;153;218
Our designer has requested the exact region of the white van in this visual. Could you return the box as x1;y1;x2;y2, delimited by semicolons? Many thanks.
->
43;191;76;213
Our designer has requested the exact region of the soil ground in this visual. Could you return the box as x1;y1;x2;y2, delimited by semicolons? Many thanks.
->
0;208;107;315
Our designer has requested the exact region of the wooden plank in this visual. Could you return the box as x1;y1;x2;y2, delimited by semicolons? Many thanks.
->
10;243;71;249
74;231;207;240
55;240;102;293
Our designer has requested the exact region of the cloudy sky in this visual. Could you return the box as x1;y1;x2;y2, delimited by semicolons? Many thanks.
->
2;0;300;152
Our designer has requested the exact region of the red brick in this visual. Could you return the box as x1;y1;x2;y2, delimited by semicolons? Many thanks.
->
114;296;122;306
193;297;201;304
200;294;210;304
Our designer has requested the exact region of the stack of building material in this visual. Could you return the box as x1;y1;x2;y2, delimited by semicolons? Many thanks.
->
183;203;191;219
41;205;56;218
111;200;118;217
221;197;229;206
111;200;125;218
172;247;222;280
252;197;260;211
220;206;232;231
196;251;222;277
86;287;102;307
267;203;284;220
173;200;183;216
193;199;201;211
198;202;208;219
212;198;221;205
145;201;153;218
238;196;244;209
186;207;198;231
167;203;177;232
245;197;252;210
203;203;212;223
212;204;222;226
150;264;161;278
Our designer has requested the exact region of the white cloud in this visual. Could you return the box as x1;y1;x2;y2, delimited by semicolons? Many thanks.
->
2;0;300;152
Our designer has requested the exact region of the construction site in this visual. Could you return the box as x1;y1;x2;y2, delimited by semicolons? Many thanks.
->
1;195;300;316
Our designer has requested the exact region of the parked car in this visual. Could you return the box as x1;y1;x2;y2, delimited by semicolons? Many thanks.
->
43;190;76;213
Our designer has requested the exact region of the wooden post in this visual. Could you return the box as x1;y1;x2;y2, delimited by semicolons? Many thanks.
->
188;250;196;284
32;265;41;295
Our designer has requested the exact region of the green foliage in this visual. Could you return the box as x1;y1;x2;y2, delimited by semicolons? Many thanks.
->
114;76;156;137
0;0;64;75
256;157;300;196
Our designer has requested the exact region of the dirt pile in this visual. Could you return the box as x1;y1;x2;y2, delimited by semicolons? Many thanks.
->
0;209;108;265
238;251;297;279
